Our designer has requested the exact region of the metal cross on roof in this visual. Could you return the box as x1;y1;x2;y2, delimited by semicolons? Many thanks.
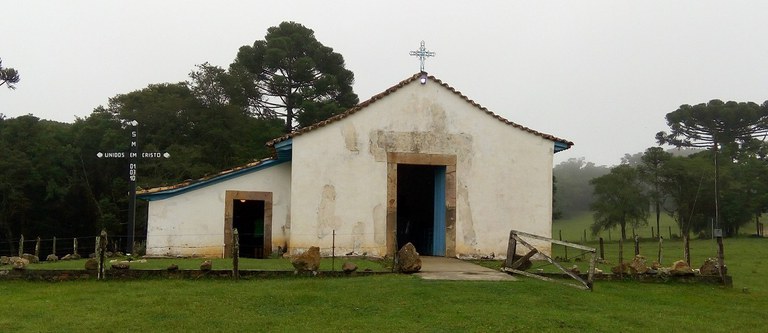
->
409;40;435;72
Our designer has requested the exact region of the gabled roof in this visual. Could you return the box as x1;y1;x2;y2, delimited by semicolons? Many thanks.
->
267;72;574;149
139;72;573;199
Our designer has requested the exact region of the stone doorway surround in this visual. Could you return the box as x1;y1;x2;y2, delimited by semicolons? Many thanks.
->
224;190;272;258
386;152;456;257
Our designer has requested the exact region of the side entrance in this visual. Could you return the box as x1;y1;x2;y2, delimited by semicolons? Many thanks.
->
224;191;272;258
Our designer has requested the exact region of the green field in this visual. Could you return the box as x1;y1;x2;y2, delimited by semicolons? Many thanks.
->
554;211;686;243
1;216;766;332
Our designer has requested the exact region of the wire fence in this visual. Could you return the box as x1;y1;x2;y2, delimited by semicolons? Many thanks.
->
0;234;140;258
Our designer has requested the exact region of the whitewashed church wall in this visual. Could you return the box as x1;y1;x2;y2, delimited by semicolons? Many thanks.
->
146;162;292;257
288;79;555;258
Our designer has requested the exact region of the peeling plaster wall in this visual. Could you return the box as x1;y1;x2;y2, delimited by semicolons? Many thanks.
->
289;80;554;257
145;163;292;258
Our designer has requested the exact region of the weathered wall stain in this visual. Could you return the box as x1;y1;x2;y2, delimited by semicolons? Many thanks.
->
351;221;365;253
373;203;385;244
341;123;359;153
457;182;478;248
317;184;341;239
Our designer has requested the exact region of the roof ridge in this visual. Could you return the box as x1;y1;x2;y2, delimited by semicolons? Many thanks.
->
266;72;573;147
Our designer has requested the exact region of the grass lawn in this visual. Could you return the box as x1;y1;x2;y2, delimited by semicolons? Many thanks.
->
0;270;764;332
1;214;765;332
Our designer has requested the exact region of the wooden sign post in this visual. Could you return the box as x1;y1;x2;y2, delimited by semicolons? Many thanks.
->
97;120;169;253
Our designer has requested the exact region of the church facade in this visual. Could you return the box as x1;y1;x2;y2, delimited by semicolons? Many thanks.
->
138;73;572;259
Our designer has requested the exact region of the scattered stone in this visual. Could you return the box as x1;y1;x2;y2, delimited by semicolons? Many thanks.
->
46;254;59;262
111;262;130;270
396;242;422;273
22;253;39;264
568;265;581;275
363;268;373;272
342;261;358;274
699;258;726;276
115;251;124;257
106;251;114;258
594;268;604;275
200;260;212;271
167;264;179;271
670;260;694;276
12;257;29;270
0;256;9;265
88;253;96;259
84;258;98;270
651;261;662;270
629;255;648;274
291;246;321;273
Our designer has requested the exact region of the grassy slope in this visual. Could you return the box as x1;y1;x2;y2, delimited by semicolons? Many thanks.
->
553;211;682;242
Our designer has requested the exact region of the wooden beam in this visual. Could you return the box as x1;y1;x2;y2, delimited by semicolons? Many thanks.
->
512;233;590;290
502;267;589;290
511;230;596;252
510;248;538;270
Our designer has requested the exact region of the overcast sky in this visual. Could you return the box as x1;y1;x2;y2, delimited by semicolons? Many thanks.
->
2;1;766;166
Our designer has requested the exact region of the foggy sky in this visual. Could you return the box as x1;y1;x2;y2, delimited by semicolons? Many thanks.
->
2;0;767;166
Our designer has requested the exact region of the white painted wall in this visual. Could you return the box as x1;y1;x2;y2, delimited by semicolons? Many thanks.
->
289;79;556;258
145;162;291;257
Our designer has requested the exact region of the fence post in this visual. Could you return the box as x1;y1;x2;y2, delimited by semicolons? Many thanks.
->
634;235;640;256
35;237;41;258
73;238;78;256
668;226;672;239
504;230;517;267
53;236;57;256
657;236;663;264
332;229;336;272
232;228;240;281
18;234;24;257
618;237;624;278
608;229;611;242
651;227;655;239
716;232;725;284
583;229;587;244
599;237;605;260
97;230;107;280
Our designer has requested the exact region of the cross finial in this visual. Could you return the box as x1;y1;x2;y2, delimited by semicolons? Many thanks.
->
409;40;435;72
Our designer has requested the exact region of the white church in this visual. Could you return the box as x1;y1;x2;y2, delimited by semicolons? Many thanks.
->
138;72;573;259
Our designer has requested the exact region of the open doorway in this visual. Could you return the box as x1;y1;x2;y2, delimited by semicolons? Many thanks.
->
224;191;272;258
396;164;446;256
233;199;265;258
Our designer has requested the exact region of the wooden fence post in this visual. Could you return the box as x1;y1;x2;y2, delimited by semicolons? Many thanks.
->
97;230;108;280
18;234;24;257
35;237;41;258
716;232;725;284
73;238;78;256
504;230;517;267
618;237;624;279
52;236;57;256
232;228;240;280
599;237;605;260
668;226;672;239
651;227;655;239
658;236;663;264
634;235;640;256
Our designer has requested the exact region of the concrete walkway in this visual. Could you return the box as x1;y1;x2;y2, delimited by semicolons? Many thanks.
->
415;257;518;281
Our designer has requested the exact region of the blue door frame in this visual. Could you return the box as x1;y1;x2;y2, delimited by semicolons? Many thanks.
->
432;166;447;256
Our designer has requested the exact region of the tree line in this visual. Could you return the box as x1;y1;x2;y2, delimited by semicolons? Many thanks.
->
0;22;358;253
585;100;768;259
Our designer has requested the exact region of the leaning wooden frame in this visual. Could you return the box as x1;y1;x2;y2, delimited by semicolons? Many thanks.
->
502;230;597;291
